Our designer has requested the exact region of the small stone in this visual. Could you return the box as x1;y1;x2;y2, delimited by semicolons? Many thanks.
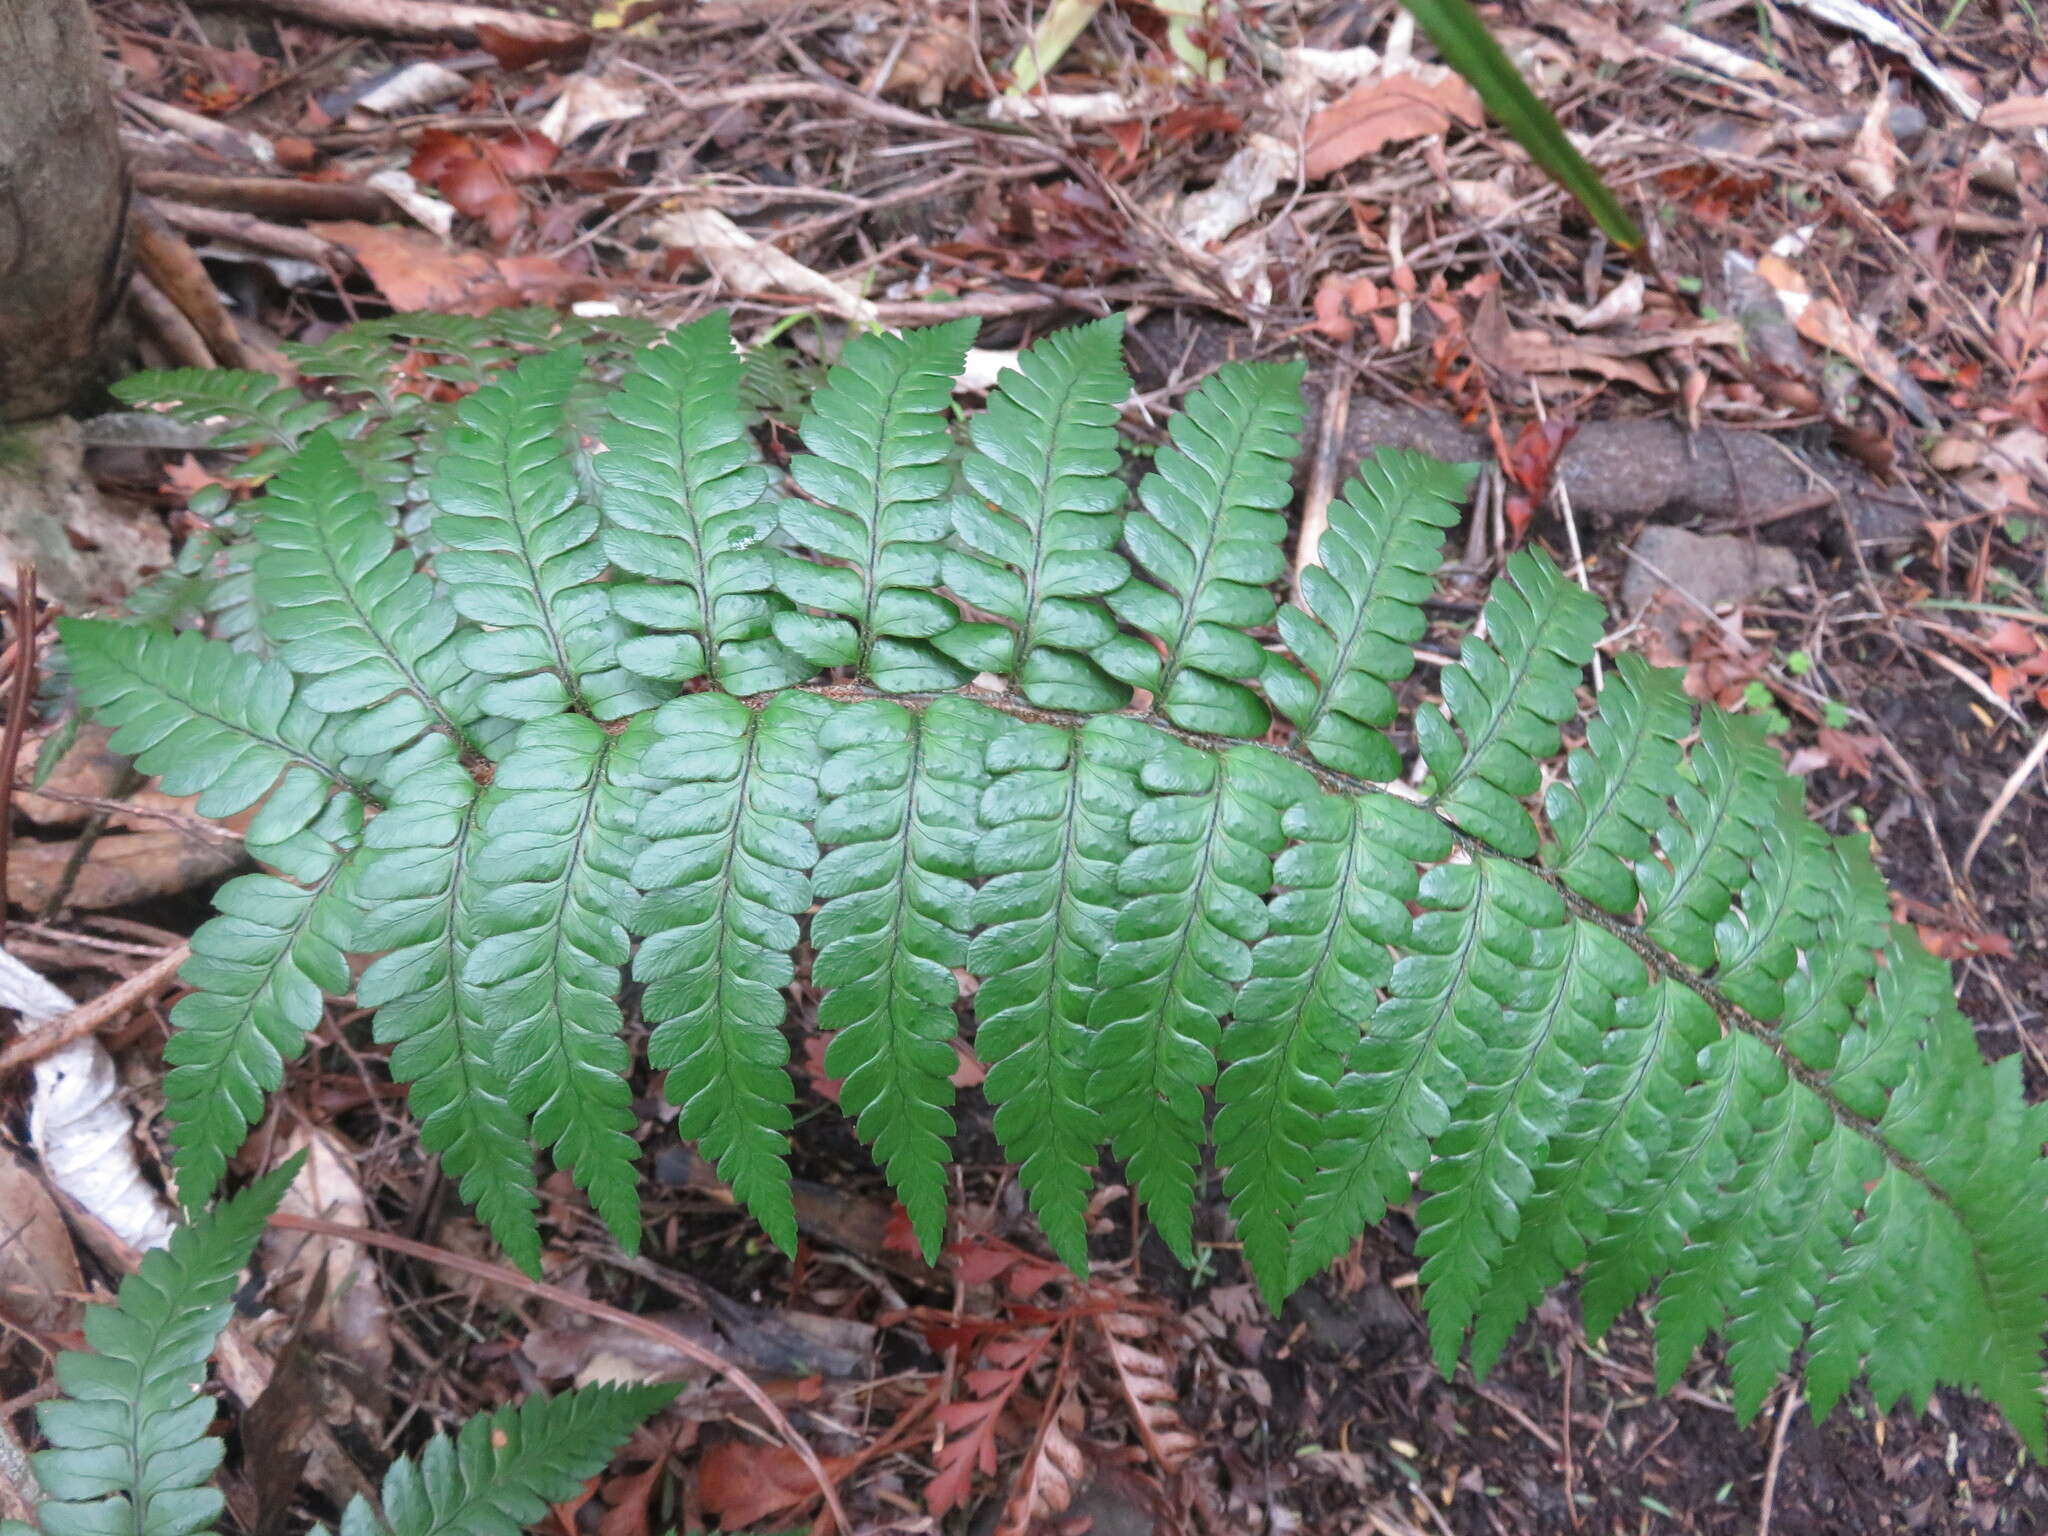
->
1620;525;1803;647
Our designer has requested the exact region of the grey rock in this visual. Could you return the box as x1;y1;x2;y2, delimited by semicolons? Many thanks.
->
1621;525;1803;644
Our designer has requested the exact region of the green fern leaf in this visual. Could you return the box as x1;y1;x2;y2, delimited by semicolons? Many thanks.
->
1542;651;1690;913
30;1156;303;1536
464;714;646;1249
1637;707;1780;969
429;348;650;722
253;430;480;756
813;697;997;1258
337;1384;678;1536
773;320;978;691
970;715;1153;1272
939;316;1134;710
599;312;808;695
1216;792;1438;1304
1265;448;1466;780
633;690;832;1256
1778;834;1890;1069
1102;361;1305;735
355;733;540;1274
1089;740;1311;1262
1417;548;1606;857
111;367;336;480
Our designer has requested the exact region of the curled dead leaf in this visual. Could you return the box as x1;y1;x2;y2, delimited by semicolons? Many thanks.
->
1305;70;1482;179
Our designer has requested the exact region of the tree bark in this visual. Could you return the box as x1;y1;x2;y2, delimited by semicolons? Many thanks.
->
0;0;128;424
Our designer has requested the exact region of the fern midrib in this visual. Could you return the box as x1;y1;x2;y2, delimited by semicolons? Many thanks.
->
1127;781;1233;1117
790;682;1955;1217
435;801;513;1135
111;1251;214;1536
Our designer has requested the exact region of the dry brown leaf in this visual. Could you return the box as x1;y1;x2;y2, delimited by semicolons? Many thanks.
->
1754;254;1938;425
1095;1308;1197;1471
18;724;231;833
695;1439;854;1529
1844;93;1900;201
7;830;245;912
1305;71;1482;178
647;208;879;324
1984;94;2048;130
998;1376;1086;1536
308;222;599;314
264;1127;394;1404
0;1144;83;1334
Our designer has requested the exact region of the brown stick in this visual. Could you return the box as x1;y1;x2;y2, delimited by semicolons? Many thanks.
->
266;1212;851;1533
0;567;37;943
128;271;215;369
0;943;188;1073
238;0;584;45
152;202;355;272
133;211;257;372
135;171;390;223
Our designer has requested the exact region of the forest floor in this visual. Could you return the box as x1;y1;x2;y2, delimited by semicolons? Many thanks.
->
4;0;2048;1532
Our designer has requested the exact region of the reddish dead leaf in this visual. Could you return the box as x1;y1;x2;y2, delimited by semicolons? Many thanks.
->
1979;618;2044;658
309;222;599;314
1814;727;1881;779
928;1331;1055;1518
799;1035;844;1104
997;1348;1085;1536
160;454;253;498
1304;72;1482;179
1914;922;2014;960
1312;273;1357;342
947;1233;1071;1299
696;1440;852;1529
475;21;586;72
595;1457;667;1536
1094;1307;1197;1472
407;130;558;245
881;1204;920;1256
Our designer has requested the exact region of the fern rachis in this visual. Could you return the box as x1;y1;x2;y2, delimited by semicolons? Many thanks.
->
64;310;2048;1455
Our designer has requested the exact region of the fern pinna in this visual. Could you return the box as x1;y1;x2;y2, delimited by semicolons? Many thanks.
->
68;311;2048;1450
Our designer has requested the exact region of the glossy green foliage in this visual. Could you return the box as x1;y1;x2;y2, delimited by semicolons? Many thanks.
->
327;1385;678;1536
66;312;2048;1456
0;1150;671;1536
11;1159;298;1536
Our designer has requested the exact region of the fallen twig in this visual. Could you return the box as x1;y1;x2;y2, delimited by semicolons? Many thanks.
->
153;202;356;273
0;944;188;1075
128;272;215;370
1960;720;2048;880
134;211;280;376
267;1212;852;1535
0;569;41;945
135;171;391;224
236;0;584;47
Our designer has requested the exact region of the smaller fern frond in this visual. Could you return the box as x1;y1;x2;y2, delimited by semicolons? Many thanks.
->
54;619;363;817
1265;448;1467;781
465;714;647;1250
773;320;979;691
1103;362;1305;735
1541;651;1690;914
813;697;997;1259
252;432;478;756
333;1384;678;1536
633;689;831;1256
939;315;1135;710
1636;707;1780;970
354;734;541;1274
1089;739;1311;1262
428;349;649;722
970;715;1146;1272
599;312;807;695
28;1156;303;1536
111;368;337;479
1416;548;1606;858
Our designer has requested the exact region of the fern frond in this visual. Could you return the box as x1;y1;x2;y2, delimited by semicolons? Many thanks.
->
333;1384;678;1536
813;697;997;1259
1103;361;1305;735
1265;448;1466;780
940;316;1135;710
970;715;1149;1272
773;320;978;691
428;349;650;722
55;619;363;820
253;431;479;756
464;714;646;1249
66;313;2048;1455
355;733;540;1274
599;313;808;695
1089;740;1312;1262
111;367;336;479
632;690;831;1256
1542;651;1690;913
30;1157;302;1536
1216;792;1438;1304
1417;548;1606;857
